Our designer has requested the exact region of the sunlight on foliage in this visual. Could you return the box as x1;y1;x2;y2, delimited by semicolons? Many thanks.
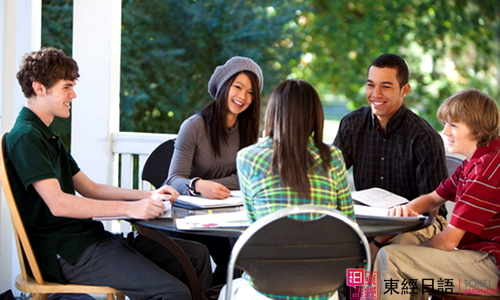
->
42;0;500;140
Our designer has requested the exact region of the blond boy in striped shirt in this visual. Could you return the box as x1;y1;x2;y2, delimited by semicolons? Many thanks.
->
374;89;500;299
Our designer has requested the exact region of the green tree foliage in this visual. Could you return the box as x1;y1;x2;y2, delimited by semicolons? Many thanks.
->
41;0;500;138
120;0;305;133
299;0;500;127
41;0;73;149
41;0;304;141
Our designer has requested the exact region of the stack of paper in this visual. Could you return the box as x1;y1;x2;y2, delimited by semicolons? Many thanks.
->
353;204;389;217
351;188;409;208
176;211;250;230
351;189;426;219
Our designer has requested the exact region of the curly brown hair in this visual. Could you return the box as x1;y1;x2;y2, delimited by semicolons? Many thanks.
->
16;47;79;98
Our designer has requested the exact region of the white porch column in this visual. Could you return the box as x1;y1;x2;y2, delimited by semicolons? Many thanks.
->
71;0;121;186
0;0;42;293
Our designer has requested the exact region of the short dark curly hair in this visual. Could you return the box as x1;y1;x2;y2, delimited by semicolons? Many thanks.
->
16;47;79;98
368;53;409;89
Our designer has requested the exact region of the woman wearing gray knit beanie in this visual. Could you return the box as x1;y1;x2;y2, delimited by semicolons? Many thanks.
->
164;56;263;285
166;56;263;199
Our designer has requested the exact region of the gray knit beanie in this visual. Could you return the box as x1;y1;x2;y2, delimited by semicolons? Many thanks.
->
208;56;263;99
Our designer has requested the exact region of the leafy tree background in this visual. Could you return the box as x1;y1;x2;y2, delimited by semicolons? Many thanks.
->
42;0;500;148
120;0;304;133
41;0;73;146
300;0;500;128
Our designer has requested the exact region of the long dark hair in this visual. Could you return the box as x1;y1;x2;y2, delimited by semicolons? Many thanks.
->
265;79;331;197
200;71;261;158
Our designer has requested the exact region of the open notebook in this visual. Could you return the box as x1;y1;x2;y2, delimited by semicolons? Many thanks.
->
173;190;243;209
351;187;409;208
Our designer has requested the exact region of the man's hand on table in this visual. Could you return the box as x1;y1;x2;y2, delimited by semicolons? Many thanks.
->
128;199;166;219
125;184;178;219
388;205;419;217
151;184;179;202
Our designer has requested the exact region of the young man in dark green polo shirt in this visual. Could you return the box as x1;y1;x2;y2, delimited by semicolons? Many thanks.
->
5;47;211;300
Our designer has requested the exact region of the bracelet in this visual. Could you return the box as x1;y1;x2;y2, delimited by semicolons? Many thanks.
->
371;239;388;248
188;177;202;196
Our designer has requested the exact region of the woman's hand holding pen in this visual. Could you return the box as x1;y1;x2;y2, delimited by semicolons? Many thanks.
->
196;180;231;199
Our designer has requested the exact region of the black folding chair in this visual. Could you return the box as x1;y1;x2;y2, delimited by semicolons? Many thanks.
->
225;205;371;300
141;139;175;189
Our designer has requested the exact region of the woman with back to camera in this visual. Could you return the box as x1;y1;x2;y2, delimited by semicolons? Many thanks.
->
220;79;354;299
166;56;262;199
164;56;262;286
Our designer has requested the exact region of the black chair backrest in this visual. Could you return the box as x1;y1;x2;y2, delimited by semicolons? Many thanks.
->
446;155;463;177
226;205;370;299
141;139;175;189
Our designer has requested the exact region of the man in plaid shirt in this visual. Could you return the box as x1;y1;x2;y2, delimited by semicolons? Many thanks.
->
334;53;448;259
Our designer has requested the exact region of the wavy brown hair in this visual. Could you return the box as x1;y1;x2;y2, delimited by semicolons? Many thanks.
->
17;47;79;98
265;80;331;198
200;71;261;158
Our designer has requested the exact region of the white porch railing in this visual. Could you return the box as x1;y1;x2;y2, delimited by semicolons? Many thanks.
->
107;131;177;233
108;131;460;233
112;131;177;190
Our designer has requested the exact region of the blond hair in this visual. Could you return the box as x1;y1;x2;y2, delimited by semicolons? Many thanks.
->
437;89;500;147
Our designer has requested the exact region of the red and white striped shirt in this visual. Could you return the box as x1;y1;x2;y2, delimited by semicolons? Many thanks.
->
436;138;500;287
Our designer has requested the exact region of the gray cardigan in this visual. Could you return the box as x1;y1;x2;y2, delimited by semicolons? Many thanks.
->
166;114;240;195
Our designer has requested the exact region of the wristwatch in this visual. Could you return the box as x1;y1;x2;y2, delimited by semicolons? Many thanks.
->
188;177;202;196
371;239;389;248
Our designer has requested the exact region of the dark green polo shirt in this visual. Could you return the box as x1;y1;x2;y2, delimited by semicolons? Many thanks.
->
5;107;110;283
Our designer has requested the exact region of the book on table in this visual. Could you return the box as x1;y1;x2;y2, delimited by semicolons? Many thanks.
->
173;190;243;209
353;204;390;217
351;188;426;220
351;187;409;208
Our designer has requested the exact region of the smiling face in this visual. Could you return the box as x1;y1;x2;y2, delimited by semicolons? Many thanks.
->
34;79;77;126
226;72;254;127
442;121;478;160
366;66;410;130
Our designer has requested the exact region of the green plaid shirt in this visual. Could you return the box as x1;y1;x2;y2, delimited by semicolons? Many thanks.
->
236;137;354;300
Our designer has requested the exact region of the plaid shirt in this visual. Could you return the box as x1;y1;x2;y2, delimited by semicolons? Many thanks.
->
333;104;448;215
236;137;354;300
